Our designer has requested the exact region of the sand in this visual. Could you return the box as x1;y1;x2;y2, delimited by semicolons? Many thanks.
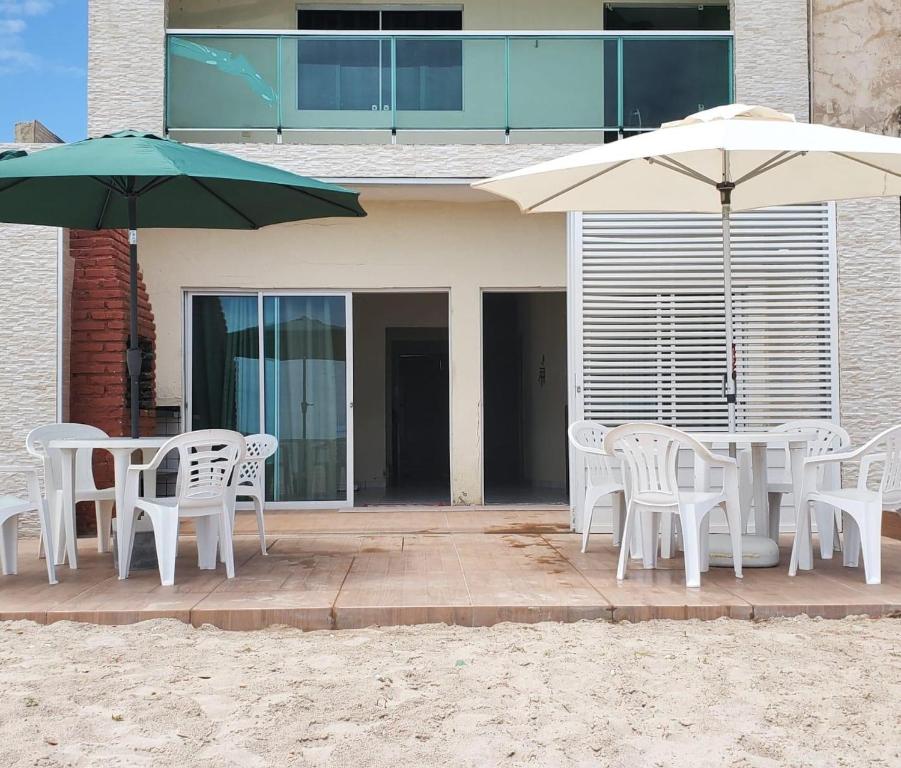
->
0;616;898;767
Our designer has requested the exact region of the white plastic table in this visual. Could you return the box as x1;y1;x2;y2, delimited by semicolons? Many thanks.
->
48;437;169;573
688;430;816;569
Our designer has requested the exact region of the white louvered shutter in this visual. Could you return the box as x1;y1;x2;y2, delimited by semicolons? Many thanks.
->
730;205;837;429
575;204;837;430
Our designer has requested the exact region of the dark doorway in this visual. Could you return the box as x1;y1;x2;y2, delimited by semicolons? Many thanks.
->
387;331;450;491
483;292;568;504
352;293;450;505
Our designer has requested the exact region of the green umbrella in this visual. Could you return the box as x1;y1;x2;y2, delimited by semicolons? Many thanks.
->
0;130;366;436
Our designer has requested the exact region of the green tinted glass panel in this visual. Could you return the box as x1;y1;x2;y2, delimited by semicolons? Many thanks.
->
394;37;505;130
167;36;278;129
281;37;393;129
264;296;348;502
622;38;731;128
508;38;611;129
190;295;260;434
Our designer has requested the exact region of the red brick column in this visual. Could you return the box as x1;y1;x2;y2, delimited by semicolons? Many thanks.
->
68;229;156;531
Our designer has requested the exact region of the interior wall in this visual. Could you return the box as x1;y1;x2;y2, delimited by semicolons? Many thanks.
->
518;292;567;490
167;0;605;30
352;292;448;490
141;199;566;505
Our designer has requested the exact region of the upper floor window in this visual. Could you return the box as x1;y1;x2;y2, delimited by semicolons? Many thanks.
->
603;3;730;31
296;6;464;113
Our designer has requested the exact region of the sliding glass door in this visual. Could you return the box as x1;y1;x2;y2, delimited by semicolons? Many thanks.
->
188;292;353;507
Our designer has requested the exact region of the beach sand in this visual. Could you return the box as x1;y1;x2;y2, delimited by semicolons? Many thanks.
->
0;616;898;767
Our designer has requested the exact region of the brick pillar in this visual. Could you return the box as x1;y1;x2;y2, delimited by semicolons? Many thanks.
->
69;229;156;532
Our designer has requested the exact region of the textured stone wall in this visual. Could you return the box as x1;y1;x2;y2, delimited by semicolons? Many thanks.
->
0;214;59;514
812;0;901;135
88;0;166;136
732;0;810;121
836;198;901;444
196;142;601;180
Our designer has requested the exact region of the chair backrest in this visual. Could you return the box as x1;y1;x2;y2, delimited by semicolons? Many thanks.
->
772;420;851;459
25;423;109;493
604;423;712;508
567;420;617;488
238;433;279;488
161;430;245;508
860;425;901;506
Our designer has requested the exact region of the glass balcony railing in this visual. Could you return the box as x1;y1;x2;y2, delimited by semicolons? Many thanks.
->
165;32;733;134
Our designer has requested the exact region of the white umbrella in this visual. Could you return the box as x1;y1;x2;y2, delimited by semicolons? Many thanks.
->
475;104;901;416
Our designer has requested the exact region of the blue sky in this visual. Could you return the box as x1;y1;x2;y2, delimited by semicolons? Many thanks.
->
0;0;86;142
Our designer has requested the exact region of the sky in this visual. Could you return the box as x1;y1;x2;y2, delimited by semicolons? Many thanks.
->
0;0;86;142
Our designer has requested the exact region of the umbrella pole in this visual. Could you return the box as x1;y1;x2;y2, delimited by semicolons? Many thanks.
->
721;197;737;430
126;194;141;438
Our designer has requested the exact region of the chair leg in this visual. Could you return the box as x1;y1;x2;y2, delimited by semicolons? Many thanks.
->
0;514;18;576
37;500;57;585
858;508;882;586
660;513;675;560
768;492;782;544
146;510;179;587
616;503;637;582
95;501;114;554
195;515;220;571
842;511;861;568
680;509;701;588
218;507;235;579
581;495;595;554
254;496;267;556
640;509;660;569
813;502;836;560
725;497;744;580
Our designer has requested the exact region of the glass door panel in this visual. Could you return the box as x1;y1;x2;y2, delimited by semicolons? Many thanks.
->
190;294;261;433
263;295;349;503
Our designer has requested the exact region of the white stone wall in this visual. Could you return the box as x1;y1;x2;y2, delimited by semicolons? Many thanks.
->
0;146;60;529
88;0;166;136
732;0;810;121
836;198;901;445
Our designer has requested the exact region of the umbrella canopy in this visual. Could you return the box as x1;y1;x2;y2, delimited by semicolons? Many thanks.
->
0;130;366;436
475;104;901;428
474;104;901;213
0;130;365;228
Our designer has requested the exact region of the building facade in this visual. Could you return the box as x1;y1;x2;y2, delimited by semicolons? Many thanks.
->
1;0;898;526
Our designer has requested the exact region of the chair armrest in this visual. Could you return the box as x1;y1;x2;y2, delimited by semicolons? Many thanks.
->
857;452;885;491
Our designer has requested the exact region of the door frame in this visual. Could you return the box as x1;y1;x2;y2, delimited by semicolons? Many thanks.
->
479;286;568;506
184;288;354;510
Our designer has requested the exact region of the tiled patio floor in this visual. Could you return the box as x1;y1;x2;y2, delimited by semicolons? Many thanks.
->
2;508;899;629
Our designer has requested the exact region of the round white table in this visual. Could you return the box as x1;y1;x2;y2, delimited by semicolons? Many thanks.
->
688;430;817;569
48;437;169;573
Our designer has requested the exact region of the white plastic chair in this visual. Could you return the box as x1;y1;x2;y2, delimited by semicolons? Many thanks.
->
26;423;116;564
0;465;57;584
119;429;245;586
604;423;743;588
790;424;901;585
768;420;850;558
567;420;625;553
233;433;278;556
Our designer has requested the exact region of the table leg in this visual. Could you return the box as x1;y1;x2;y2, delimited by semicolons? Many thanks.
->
750;444;771;540
791;443;813;571
59;449;78;569
112;450;132;579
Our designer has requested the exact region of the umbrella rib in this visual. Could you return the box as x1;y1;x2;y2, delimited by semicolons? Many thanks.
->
189;177;259;229
0;177;30;195
731;151;804;185
833;152;901;179
134;176;175;196
279;183;363;217
95;186;114;229
523;160;631;212
652;156;719;186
